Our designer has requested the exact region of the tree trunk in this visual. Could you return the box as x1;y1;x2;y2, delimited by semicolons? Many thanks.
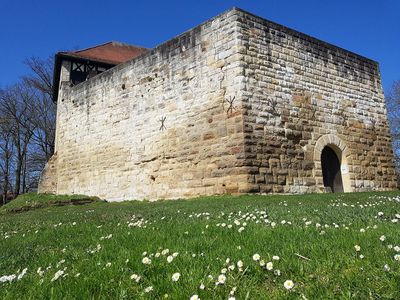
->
22;146;27;193
3;172;8;205
2;142;10;205
14;151;23;196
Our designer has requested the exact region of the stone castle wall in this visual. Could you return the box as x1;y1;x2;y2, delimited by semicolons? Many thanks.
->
43;9;252;201
39;8;397;200
234;9;397;193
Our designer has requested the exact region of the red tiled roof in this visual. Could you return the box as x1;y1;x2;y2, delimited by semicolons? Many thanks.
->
59;41;148;65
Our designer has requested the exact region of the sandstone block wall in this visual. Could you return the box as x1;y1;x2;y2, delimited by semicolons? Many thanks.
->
235;9;397;193
39;8;397;200
45;9;251;201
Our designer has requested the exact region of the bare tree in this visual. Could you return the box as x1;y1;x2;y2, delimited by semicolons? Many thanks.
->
22;56;54;98
386;80;400;184
0;56;56;199
0;119;14;204
0;84;36;196
23;56;56;162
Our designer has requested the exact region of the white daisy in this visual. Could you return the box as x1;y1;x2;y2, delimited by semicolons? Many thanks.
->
172;272;180;282
217;274;226;284
284;279;294;290
142;257;151;265
252;254;261;261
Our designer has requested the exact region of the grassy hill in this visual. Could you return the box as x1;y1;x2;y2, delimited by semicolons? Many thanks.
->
1;191;400;299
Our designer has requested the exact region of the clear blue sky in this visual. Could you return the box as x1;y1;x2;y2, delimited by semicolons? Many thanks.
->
1;0;399;93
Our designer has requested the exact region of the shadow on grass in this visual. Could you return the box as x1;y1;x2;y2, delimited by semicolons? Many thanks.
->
0;192;103;214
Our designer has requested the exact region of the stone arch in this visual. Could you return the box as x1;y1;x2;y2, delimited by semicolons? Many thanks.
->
313;134;352;192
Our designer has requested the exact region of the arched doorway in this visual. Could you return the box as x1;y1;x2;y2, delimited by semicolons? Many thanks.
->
321;146;344;193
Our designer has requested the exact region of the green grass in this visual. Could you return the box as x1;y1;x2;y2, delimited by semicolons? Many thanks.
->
1;191;400;299
0;192;102;214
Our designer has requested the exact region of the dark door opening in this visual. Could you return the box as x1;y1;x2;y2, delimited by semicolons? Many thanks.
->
321;146;344;193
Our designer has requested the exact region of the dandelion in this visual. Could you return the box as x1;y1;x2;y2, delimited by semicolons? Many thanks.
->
354;245;361;252
190;295;200;300
284;279;294;290
142;257;151;265
252;253;261;261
